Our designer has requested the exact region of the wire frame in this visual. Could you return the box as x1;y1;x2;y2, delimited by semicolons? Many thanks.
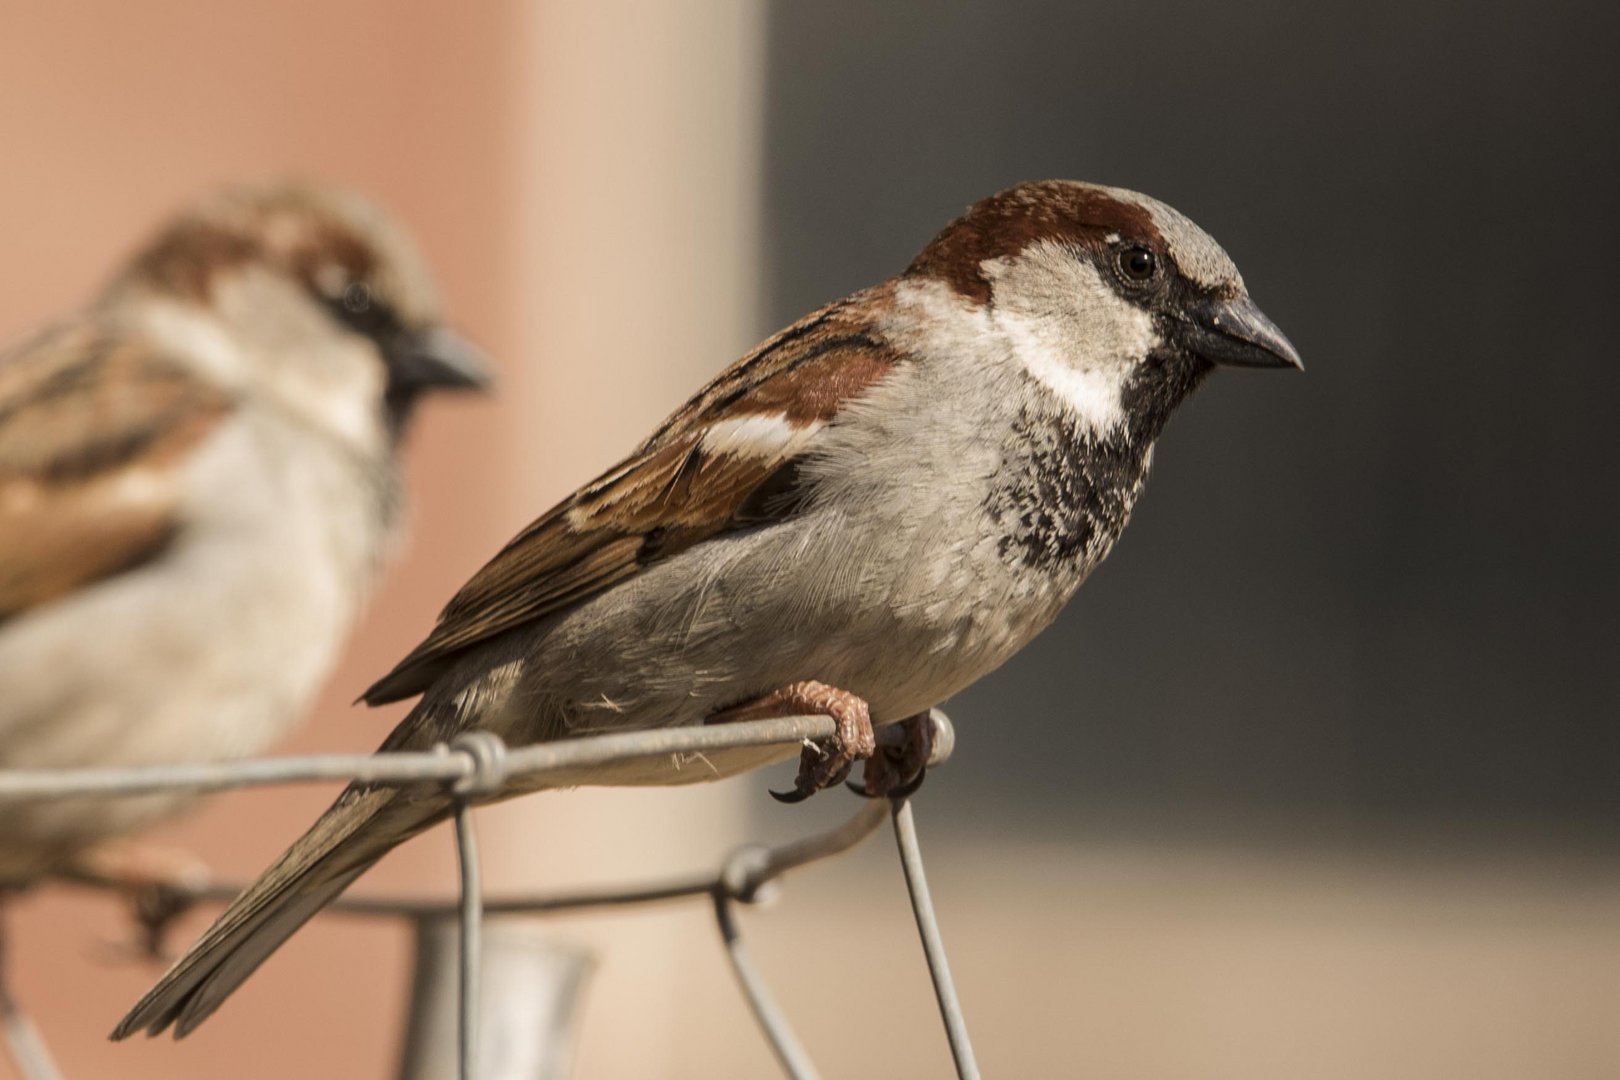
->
0;710;977;1080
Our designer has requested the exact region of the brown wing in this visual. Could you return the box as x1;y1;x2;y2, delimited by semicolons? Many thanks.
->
0;323;233;619
363;289;902;704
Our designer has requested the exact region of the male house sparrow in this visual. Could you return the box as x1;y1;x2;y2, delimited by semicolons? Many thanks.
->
119;179;1299;1039
0;183;487;885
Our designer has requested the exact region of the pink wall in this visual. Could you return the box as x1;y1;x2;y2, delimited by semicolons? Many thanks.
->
0;4;523;1076
0;4;782;1076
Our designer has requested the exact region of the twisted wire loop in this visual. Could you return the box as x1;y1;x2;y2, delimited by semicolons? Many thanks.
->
0;710;978;1080
447;731;511;800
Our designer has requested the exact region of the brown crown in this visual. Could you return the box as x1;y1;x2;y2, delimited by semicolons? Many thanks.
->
119;190;382;307
905;181;1163;304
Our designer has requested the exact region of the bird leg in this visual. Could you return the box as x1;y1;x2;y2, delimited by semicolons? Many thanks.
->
708;680;875;803
60;841;212;962
851;710;936;799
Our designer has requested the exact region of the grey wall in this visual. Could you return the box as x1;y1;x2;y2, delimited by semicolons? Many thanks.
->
762;0;1619;844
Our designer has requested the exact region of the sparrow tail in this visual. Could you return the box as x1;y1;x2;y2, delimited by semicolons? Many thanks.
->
111;783;449;1040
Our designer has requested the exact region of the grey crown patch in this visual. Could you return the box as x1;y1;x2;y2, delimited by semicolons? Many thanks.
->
1109;187;1242;294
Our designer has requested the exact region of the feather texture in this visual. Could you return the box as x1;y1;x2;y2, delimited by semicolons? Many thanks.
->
0;324;232;619
117;180;1298;1043
363;288;902;702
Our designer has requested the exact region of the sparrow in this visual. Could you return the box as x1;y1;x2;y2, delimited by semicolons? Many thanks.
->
0;182;488;886
117;179;1300;1039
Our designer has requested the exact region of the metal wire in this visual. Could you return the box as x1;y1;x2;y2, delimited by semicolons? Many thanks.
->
0;714;867;800
0;914;63;1080
0;992;62;1080
712;890;820;1080
68;796;893;1079
452;801;481;1080
891;796;980;1080
65;798;896;922
5;711;967;1079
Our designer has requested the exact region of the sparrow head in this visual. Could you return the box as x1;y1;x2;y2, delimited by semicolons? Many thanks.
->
106;181;490;449
906;179;1299;441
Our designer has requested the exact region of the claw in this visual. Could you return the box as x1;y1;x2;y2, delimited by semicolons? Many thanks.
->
773;749;856;804
850;710;936;798
711;680;875;804
844;769;899;798
61;842;210;962
847;763;929;799
887;766;928;799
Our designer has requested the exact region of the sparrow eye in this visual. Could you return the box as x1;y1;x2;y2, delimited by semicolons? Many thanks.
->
325;279;402;342
341;282;373;315
1118;247;1158;283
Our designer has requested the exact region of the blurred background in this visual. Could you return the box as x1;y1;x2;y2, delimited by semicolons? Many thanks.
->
2;1;1617;1077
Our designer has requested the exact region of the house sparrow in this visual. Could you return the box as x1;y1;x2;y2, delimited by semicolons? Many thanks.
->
0;183;488;886
117;179;1299;1039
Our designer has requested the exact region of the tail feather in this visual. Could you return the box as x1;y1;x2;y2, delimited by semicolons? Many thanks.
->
113;784;449;1040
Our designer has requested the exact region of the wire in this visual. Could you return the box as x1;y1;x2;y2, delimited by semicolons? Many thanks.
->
6;711;972;1079
0;912;64;1080
452;801;481;1080
713;890;821;1080
891;795;980;1080
0;714;880;800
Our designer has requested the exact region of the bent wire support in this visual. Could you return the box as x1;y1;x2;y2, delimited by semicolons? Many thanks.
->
0;709;979;1080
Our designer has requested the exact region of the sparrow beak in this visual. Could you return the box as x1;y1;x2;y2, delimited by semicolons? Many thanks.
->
1176;295;1303;370
385;325;494;394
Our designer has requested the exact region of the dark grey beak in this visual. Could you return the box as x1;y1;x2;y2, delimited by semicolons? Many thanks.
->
385;325;494;395
1176;295;1303;370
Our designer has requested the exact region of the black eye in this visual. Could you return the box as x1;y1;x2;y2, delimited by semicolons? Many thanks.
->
325;279;401;341
1118;246;1158;282
341;281;373;315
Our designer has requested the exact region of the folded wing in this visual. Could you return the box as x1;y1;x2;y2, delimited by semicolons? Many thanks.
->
0;324;232;620
363;289;902;703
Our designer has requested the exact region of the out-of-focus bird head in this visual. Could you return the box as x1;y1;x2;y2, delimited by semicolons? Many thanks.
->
103;182;490;452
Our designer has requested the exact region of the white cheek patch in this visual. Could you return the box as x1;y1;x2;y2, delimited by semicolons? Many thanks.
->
997;312;1132;431
983;243;1160;435
158;273;389;457
699;413;821;459
135;300;247;386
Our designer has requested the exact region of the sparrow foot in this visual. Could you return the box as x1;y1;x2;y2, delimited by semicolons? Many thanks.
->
65;842;212;962
709;680;875;803
849;710;935;799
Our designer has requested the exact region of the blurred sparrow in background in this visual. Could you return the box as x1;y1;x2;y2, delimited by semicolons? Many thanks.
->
120;179;1298;1038
0;183;488;887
